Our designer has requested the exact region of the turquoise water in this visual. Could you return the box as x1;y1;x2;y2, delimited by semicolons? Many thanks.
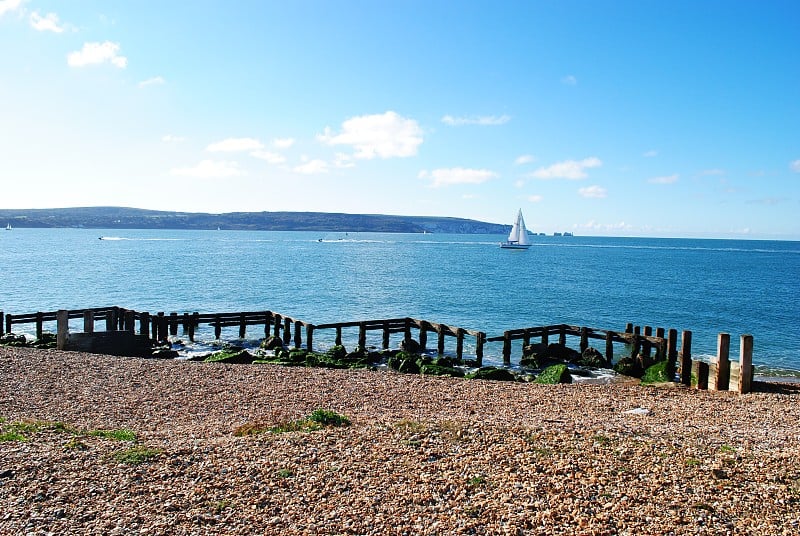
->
1;228;798;376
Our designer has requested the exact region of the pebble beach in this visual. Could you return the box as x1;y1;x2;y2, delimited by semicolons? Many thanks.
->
1;347;799;535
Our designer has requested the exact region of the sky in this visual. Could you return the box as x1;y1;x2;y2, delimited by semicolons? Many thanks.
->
1;0;798;238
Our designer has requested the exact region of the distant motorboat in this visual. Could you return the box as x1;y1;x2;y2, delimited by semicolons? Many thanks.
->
500;209;531;249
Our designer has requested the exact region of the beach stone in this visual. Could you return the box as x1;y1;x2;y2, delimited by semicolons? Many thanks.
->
547;343;581;362
577;347;606;368
260;336;285;351
466;367;517;382
203;347;255;364
0;333;28;347
535;364;572;384
399;338;421;353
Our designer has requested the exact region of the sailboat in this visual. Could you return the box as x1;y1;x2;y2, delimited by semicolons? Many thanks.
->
5;223;11;231
500;209;531;249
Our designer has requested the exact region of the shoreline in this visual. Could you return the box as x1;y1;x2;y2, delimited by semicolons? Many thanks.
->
2;346;799;534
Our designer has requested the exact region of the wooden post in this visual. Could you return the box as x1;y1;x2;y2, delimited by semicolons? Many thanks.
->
239;313;247;339
738;335;753;394
4;314;10;335
125;310;135;333
633;325;641;336
541;330;549;346
522;329;531;348
158;312;168;342
418;321;428;349
167;312;176;336
476;332;485;367
306;324;314;352
558;326;566;346
0;311;3;336
56;309;69;350
151;314;158;340
667;329;678;378
182;313;190;334
273;314;282;338
335;326;342;346
679;330;693;386
714;333;731;391
264;311;272;338
282;317;291;346
404;318;412;347
625;323;633;334
502;331;511;367
580;327;589;353
695;361;709;390
36;312;43;340
214;314;222;340
456;328;465;360
294;322;302;348
642;326;653;364
382;321;390;350
437;326;445;356
83;311;94;334
139;312;149;338
106;310;115;332
186;313;194;342
116;307;124;330
605;331;614;365
358;322;367;350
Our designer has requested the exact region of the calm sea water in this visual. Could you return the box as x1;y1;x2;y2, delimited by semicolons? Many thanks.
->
1;228;798;377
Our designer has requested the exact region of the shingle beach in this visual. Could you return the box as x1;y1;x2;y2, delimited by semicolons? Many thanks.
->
1;347;799;535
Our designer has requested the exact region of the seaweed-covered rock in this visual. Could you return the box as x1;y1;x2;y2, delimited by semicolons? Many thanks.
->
547;343;581;362
0;333;27;347
204;347;256;364
419;364;464;378
150;349;179;359
577;347;607;368
260;336;286;351
466;367;517;382
535;364;572;384
613;355;643;378
523;342;548;357
30;332;57;349
641;360;673;384
387;351;422;374
399;338;421;353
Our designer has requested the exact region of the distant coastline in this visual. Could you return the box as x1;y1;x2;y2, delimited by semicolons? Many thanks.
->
0;207;509;234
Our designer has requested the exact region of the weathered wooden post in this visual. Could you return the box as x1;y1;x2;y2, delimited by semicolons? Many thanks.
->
382;321;390;350
502;331;511;367
282;317;291;346
476;332;485;367
694;361;709;390
0;311;3;336
35;312;44;340
56;309;69;350
238;313;247;339
263;311;272;338
83;311;94;334
437;325;445;356
213;314;221;340
404;318;412;347
625;323;634;334
558;326;566;346
642;326;653;364
125;310;135;333
273;314;282;338
522;329;531;348
106;310;115;332
580;327;589;353
294;322;302;348
679;330;693;386
667;329;678;378
150;314;158;340
158;312;168;342
335;326;342;346
306;324;314;352
166;312;176;336
116;307;124;330
358;322;367;350
4;314;10;335
418;321;428;350
456;328;465;361
605;331;614;365
182;313;190;334
139;312;149;338
541;329;549;346
186;314;194;342
738;334;753;394
714;333;731;391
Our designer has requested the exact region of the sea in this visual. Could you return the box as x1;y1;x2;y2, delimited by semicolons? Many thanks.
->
1;228;798;379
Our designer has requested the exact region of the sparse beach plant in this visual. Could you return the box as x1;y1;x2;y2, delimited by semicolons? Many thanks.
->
0;431;27;442
112;446;163;465
308;409;350;427
88;428;137;441
276;468;293;478
685;458;701;467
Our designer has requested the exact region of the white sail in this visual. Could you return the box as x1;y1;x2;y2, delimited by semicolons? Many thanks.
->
500;209;531;249
516;211;529;245
507;220;519;242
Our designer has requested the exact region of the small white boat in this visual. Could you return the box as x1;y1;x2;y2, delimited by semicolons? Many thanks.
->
5;223;11;231
500;209;531;249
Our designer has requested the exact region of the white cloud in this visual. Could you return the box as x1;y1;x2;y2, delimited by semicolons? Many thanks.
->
207;138;264;152
514;179;525;188
648;174;679;184
528;195;543;203
30;11;64;32
138;76;165;88
515;154;535;165
561;75;577;85
576;220;631;231
0;0;25;17
250;150;286;164
643;150;658;158
531;157;602;180
578;185;607;198
441;114;511;126
318;111;423;159
67;41;127;68
170;160;246;179
419;167;498;188
293;159;329;175
162;135;185;143
333;153;355;169
790;160;800;173
273;137;295;149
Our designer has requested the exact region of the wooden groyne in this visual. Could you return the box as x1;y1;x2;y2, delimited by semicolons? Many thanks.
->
0;306;755;393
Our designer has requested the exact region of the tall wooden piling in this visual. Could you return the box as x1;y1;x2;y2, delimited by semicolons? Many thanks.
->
125;310;135;333
83;311;94;334
0;311;3;336
5;314;11;335
35;312;43;340
169;313;178;336
667;328;678;378
273;314;282;338
679;330;693;386
418;321;428;349
642;326;653;363
358;322;367;350
541;330;549;346
382;321;390;349
502;331;511;367
580;327;589;353
476;332;485;367
738;335;753;394
239;313;247;339
437;326;445;356
263;311;272;338
106;310;115;332
335;326;342;346
694;361;709;390
56;310;69;350
140;312;150;337
605;331;614;364
456;328;465;360
558;326;566;346
294;322;302;348
306;324;314;352
714;333;731;391
282;317;291;346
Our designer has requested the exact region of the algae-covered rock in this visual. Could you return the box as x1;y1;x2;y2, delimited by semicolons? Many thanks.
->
0;333;27;347
204;347;256;364
419;364;464;377
535;364;572;384
466;367;517;382
577;347;607;368
30;332;57;349
641;360;672;385
388;351;422;374
260;336;286;351
613;355;643;378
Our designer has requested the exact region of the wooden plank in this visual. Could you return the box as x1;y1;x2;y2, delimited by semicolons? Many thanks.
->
738;334;753;394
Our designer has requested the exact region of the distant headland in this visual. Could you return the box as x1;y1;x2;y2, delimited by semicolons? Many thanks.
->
0;207;509;234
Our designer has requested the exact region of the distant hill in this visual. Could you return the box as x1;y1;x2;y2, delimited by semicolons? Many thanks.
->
0;207;510;234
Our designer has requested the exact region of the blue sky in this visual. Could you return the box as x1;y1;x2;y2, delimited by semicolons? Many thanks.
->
1;0;798;238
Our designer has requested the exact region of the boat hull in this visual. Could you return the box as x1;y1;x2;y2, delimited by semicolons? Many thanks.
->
500;243;531;249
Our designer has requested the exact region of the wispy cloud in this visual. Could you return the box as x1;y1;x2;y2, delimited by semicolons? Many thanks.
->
528;194;543;203
318;111;423;159
642;149;658;158
578;185;607;198
293;159;329;175
273;138;295;149
170;160;245;179
418;168;498;188
206;138;264;152
0;0;25;17
441;114;511;126
648;174;679;184
30;11;64;32
531;157;602;180
138;76;165;88
250;150;286;164
561;75;577;86
162;135;185;143
67;41;127;68
790;159;800;173
515;154;535;165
